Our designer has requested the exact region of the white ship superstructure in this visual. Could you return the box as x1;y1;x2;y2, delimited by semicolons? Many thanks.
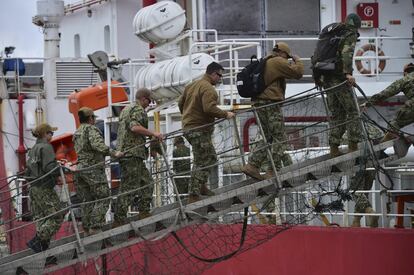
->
0;1;413;274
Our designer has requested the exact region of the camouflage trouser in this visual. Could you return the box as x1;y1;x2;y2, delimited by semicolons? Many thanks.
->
174;177;189;195
30;186;64;241
390;98;414;130
349;170;376;213
115;157;152;223
324;79;361;146
184;130;217;195
249;103;292;170
75;165;110;231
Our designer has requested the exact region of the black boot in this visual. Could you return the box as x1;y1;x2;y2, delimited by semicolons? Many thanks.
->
27;235;49;253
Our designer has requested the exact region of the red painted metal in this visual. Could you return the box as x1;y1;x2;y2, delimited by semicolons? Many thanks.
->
243;117;256;152
16;95;27;172
341;0;347;22
242;116;329;152
205;226;414;275
17;95;29;223
37;225;414;275
143;0;156;7
375;101;404;107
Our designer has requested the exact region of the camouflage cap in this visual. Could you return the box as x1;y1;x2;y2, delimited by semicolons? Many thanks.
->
345;13;362;29
135;88;152;101
273;42;291;57
78;107;97;118
32;123;58;137
403;63;414;73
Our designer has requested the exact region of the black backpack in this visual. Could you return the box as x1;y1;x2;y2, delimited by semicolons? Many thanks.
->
311;23;347;85
236;55;269;98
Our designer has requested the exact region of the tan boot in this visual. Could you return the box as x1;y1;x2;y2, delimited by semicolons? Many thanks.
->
330;145;342;158
241;163;263;180
348;142;358;153
200;184;215;196
381;132;396;143
188;194;201;204
351;216;362;227
365;207;379;228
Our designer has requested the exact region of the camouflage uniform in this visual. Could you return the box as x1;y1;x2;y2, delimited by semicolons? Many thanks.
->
178;74;228;196
249;101;292;170
369;72;414;130
349;170;376;213
172;143;191;194
247;51;303;171
73;124;111;231
346;124;383;213
321;24;361;147
183;131;216;195
26;138;64;242
115;103;152;223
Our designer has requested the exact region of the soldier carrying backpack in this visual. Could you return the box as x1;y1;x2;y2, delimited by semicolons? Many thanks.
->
241;42;304;181
311;13;362;158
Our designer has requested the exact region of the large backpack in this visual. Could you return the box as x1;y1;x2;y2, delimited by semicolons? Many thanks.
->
311;23;347;85
236;55;269;98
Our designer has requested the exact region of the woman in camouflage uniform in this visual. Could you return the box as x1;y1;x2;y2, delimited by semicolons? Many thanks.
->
26;123;64;253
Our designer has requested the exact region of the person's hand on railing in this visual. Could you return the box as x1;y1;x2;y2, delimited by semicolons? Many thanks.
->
226;112;235;119
153;132;164;142
346;73;356;86
359;102;368;112
113;151;124;158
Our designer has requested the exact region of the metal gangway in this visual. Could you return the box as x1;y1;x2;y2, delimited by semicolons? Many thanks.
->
0;135;408;274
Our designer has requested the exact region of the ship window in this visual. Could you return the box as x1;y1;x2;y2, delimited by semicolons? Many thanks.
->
74;34;81;57
104;25;111;53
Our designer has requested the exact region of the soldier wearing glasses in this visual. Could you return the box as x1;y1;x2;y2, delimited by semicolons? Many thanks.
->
178;62;235;203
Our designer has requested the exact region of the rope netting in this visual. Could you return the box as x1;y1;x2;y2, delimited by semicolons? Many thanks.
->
0;82;401;274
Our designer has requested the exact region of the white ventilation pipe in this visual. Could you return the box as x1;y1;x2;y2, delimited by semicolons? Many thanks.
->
35;0;64;58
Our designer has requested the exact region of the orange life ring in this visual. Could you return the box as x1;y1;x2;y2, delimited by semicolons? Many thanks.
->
354;44;386;76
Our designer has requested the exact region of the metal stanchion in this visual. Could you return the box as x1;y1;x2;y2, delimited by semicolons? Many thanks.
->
232;116;247;166
59;166;84;254
352;85;377;158
160;142;188;221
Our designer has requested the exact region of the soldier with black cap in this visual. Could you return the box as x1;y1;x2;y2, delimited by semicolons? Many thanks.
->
242;42;304;180
73;107;123;235
26;123;64;253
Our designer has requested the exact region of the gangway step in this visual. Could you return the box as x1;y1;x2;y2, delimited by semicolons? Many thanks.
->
0;139;405;274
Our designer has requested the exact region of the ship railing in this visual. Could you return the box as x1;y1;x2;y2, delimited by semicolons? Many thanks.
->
220;36;411;79
0;57;45;97
99;40;414;228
